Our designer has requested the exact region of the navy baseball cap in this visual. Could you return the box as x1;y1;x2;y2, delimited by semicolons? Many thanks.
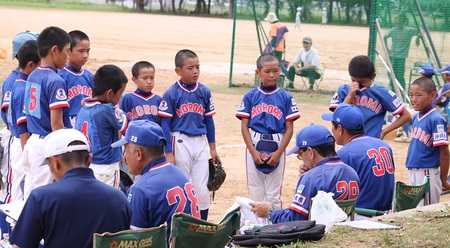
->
111;120;166;148
438;65;450;75
321;103;365;130
418;64;435;76
12;31;38;59
287;124;335;155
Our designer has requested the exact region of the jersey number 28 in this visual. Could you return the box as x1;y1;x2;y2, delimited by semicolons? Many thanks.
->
166;182;200;217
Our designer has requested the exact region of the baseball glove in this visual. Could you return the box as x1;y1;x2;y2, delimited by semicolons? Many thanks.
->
207;158;226;192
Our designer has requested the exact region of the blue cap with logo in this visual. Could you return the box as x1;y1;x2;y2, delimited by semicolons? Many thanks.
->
418;64;435;76
12;31;39;59
321;103;364;130
111;120;166;148
438;65;450;75
287;124;335;155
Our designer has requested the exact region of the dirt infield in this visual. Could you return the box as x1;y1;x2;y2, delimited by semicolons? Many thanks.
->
0;7;448;223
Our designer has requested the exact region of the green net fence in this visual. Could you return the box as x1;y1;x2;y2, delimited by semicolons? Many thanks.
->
229;0;450;95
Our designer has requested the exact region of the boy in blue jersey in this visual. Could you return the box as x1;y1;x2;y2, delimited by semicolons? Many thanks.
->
120;61;161;123
322;103;394;213
8;40;40;203
0;30;38;238
23;26;72;200
75;64;128;189
112;120;199;241
328;55;411;139
407;77;450;204
236;54;300;210
10;129;130;248
158;49;220;220
58;30;94;127
249;124;360;223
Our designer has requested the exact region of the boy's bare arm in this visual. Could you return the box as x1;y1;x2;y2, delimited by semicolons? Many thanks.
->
208;142;220;163
267;120;294;166
19;132;30;150
241;118;263;165
50;108;64;131
380;108;412;140
439;145;450;191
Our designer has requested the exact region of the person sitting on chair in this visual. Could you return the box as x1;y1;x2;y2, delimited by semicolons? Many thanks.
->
286;37;322;90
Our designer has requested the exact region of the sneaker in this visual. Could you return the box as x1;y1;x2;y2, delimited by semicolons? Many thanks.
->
394;136;410;143
396;129;403;137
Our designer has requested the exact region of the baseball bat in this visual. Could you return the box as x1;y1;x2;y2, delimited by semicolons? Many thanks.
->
375;50;410;103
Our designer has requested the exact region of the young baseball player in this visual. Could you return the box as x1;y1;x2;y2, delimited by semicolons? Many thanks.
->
249;124;360;223
158;49;220;220
58;30;94;127
120;61;161;123
236;54;300;210
328;55;411;139
111;120;200;241
434;65;450;112
395;64;434;143
23;26;72;200
8;40;40;203
75;64;129;189
407;77;450;204
322;103;394;212
0;30;38;237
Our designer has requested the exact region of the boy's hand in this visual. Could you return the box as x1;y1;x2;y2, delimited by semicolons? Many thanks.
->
266;150;282;166
250;150;264;165
442;180;450;191
349;81;360;95
210;150;221;164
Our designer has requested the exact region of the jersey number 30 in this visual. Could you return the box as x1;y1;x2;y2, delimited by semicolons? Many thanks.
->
367;147;394;176
166;182;200;217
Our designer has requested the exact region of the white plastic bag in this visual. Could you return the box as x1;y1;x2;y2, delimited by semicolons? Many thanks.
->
309;191;347;233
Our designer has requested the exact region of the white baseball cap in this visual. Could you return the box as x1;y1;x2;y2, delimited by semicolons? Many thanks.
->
44;129;90;158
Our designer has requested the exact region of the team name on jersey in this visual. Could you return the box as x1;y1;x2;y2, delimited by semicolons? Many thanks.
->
411;127;433;146
352;95;382;113
251;103;282;120
176;103;205;117
127;104;158;120
67;85;92;101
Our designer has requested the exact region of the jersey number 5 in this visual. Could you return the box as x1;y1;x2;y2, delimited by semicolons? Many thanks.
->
29;86;38;111
166;182;200;217
367;147;394;176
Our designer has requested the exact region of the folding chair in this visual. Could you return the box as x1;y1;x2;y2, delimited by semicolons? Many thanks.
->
335;199;356;221
93;224;167;248
169;207;240;248
354;176;430;217
391;176;430;213
299;63;326;92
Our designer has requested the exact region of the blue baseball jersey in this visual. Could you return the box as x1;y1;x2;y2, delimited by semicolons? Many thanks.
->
158;81;215;136
434;82;450;108
8;72;29;138
128;157;200;236
75;100;128;164
235;86;300;134
1;68;19;124
406;107;448;168
337;135;395;211
24;66;71;136
330;84;405;138
120;90;161;123
270;157;360;223
9;167;130;248
58;63;94;117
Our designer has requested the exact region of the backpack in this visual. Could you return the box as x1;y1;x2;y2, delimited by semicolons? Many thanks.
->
232;220;326;247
